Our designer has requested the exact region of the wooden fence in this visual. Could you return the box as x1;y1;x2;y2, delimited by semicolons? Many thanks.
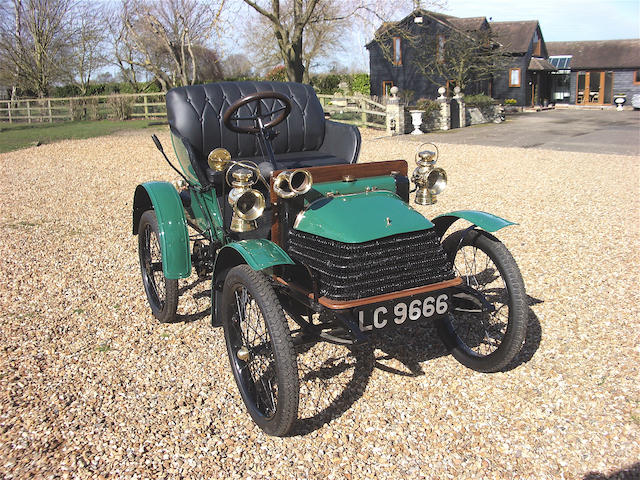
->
0;92;167;124
317;94;386;129
0;92;386;129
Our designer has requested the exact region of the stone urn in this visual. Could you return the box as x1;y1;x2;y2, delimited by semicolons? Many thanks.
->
613;94;626;111
409;110;423;135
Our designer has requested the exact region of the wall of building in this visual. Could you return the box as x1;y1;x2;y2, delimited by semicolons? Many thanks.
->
566;70;639;104
613;70;640;99
492;55;529;105
368;18;458;102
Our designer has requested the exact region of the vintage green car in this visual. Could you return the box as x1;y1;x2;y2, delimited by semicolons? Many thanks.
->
133;81;527;436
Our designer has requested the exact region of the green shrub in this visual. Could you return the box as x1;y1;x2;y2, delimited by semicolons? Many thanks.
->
349;73;370;95
504;98;517;105
54;85;82;97
311;74;342;94
416;98;440;116
464;94;496;106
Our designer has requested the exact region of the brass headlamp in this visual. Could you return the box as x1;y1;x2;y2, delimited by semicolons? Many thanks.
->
273;169;313;199
411;143;447;205
207;148;266;233
227;169;265;232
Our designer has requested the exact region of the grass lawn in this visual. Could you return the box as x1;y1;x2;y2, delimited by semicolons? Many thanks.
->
0;119;163;153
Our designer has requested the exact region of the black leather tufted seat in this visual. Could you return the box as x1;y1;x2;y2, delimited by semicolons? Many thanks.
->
166;81;361;183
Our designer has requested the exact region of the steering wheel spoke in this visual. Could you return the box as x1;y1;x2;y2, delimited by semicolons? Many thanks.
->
223;91;292;134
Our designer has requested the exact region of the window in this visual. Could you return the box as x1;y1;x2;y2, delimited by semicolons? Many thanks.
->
509;68;521;87
393;37;402;66
382;81;394;96
436;34;445;63
634;70;640;85
549;55;572;72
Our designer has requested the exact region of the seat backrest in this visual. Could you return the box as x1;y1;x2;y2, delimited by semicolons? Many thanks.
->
166;81;326;160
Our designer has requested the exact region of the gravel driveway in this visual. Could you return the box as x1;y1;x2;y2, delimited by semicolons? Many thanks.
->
1;128;638;479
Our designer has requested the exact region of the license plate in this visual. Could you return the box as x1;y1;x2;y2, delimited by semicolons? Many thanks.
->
355;292;450;332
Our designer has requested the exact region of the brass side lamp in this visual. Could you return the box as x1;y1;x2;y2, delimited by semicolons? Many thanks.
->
411;143;447;205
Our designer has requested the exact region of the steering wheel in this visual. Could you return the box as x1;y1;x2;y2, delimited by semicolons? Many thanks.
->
223;91;292;134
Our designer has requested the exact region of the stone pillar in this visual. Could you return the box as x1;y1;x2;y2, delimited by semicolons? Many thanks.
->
452;86;466;128
437;87;449;131
385;86;405;136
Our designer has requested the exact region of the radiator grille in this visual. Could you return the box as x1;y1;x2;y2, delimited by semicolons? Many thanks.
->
288;229;455;300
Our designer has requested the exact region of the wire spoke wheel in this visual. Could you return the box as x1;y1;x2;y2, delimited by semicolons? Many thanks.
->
231;286;278;418
453;245;509;356
138;210;178;323
439;229;527;372
222;265;299;436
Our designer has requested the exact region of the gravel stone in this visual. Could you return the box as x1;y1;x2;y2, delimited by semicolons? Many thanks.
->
0;128;638;479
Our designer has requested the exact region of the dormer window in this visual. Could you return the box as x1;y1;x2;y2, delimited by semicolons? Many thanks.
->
393;37;402;66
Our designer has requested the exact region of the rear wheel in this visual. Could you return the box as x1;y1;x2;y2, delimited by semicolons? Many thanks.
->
138;210;178;323
221;265;299;436
439;229;527;372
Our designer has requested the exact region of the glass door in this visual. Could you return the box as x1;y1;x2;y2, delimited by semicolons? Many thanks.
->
576;72;613;105
577;73;587;104
588;72;601;104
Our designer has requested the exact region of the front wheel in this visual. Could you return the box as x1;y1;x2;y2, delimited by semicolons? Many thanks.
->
438;229;527;372
221;265;299;436
138;210;178;323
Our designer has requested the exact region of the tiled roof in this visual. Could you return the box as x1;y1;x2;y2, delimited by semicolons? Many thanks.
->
528;57;557;71
490;21;539;53
447;17;487;32
546;39;640;69
370;10;487;43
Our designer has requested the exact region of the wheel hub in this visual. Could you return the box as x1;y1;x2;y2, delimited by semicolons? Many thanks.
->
237;346;250;361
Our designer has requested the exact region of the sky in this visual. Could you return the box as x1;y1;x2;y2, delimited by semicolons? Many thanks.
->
344;0;640;72
446;0;640;42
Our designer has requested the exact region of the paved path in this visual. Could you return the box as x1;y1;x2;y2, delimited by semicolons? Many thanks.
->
416;108;640;156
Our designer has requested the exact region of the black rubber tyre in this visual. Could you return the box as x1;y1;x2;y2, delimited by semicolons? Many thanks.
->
221;265;299;436
138;210;178;323
439;229;527;373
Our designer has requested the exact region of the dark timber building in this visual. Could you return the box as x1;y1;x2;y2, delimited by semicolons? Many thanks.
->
367;9;639;107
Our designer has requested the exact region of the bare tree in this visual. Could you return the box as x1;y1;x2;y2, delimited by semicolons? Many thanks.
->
239;0;424;83
67;2;109;94
239;0;345;82
0;0;74;97
222;53;254;78
114;0;225;91
243;1;346;82
191;46;225;82
374;11;508;93
110;7;144;90
418;28;507;92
